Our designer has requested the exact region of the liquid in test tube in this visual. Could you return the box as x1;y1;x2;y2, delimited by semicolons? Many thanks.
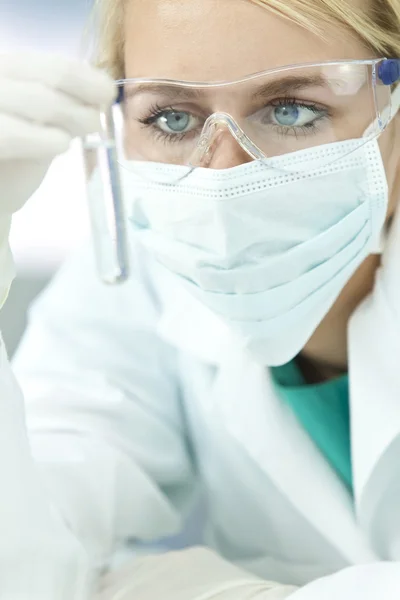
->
82;102;129;284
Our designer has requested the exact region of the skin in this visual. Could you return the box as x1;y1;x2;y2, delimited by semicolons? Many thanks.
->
124;0;400;381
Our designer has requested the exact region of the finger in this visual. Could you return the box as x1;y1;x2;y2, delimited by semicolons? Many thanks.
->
0;51;116;107
0;113;71;160
0;79;103;138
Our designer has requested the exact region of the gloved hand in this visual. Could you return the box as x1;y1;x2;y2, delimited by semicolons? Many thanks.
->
0;51;116;306
95;547;298;600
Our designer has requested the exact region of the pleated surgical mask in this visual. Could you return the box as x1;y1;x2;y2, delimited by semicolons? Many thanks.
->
125;136;388;365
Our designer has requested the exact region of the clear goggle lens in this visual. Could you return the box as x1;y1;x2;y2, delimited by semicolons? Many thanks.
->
112;59;400;183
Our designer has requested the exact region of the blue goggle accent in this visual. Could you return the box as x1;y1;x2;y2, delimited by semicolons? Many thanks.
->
379;59;400;85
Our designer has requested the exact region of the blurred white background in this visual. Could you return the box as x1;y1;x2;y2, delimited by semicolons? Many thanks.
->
0;0;95;354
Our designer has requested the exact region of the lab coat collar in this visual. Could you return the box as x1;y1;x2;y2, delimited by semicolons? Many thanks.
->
154;261;377;564
348;269;400;541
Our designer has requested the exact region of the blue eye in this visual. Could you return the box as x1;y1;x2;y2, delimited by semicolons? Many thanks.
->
273;105;300;126
272;103;320;128
140;104;204;142
159;111;191;133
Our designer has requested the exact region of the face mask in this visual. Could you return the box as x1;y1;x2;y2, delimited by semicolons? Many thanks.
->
124;137;388;366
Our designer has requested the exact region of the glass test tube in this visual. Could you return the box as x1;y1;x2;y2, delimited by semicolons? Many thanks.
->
82;105;129;284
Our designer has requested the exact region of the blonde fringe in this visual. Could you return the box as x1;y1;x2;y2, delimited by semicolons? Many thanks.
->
252;0;400;56
84;0;126;78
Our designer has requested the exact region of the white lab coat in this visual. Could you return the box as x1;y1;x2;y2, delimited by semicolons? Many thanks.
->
0;332;91;599
12;232;400;599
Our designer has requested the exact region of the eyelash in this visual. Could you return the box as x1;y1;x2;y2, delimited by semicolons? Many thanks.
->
137;98;330;142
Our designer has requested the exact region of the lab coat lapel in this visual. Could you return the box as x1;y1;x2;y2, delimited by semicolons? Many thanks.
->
212;351;377;564
349;276;400;532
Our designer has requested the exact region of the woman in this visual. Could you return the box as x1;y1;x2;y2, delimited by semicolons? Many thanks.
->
5;0;400;597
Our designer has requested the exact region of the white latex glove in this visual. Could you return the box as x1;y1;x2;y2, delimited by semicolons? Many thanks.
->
0;51;116;305
95;547;298;600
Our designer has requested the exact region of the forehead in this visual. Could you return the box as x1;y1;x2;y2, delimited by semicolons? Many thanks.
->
123;0;371;80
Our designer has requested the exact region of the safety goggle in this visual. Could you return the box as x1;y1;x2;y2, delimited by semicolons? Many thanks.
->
108;58;400;183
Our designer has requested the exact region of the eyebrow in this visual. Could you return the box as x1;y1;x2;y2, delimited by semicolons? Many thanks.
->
122;74;328;102
251;75;328;99
123;84;204;101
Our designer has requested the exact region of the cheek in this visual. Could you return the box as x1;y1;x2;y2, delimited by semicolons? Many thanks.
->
378;123;400;217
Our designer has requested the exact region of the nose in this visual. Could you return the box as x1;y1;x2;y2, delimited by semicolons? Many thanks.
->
206;129;254;169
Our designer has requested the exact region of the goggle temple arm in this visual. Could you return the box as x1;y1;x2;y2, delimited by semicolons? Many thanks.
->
363;60;400;137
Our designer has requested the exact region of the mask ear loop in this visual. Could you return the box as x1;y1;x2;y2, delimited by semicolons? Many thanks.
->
368;84;400;254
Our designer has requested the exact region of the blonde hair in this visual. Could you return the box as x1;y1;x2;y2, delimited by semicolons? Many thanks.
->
88;0;400;80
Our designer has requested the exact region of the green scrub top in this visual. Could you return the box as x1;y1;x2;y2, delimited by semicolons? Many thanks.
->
270;360;353;493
